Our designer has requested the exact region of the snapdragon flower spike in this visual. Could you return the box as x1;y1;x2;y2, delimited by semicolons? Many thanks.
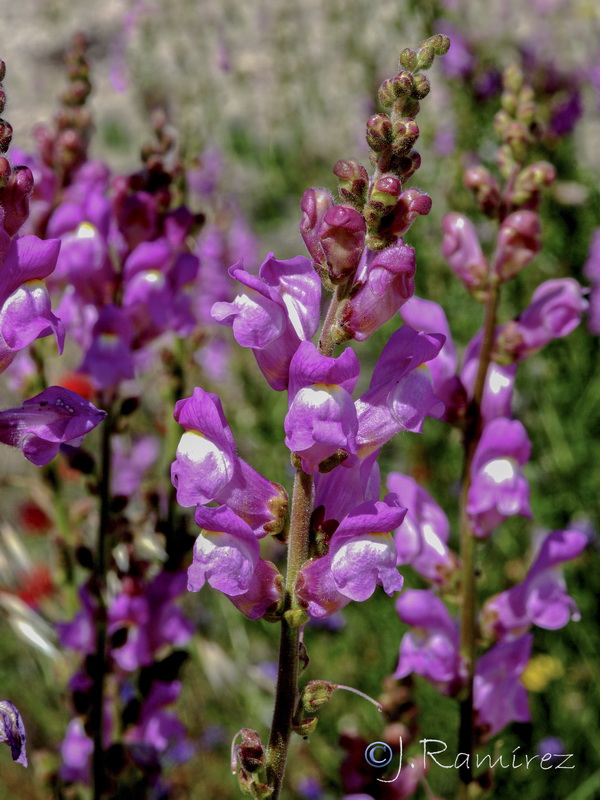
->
496;278;587;362
473;634;532;738
296;496;406;619
171;387;288;535
0;386;106;466
0;700;27;767
354;326;445;457
481;528;587;639
285;341;360;474
441;213;488;296
338;241;416;341
212;253;321;390
467;417;532;538
387;473;458;584
394;589;464;694
189;505;282;620
0;215;64;372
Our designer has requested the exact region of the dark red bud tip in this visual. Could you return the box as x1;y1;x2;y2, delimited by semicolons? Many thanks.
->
0;61;5;83
374;175;402;196
323;204;365;232
333;159;368;183
392;71;415;98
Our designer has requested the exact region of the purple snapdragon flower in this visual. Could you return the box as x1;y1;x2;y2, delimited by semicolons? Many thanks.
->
285;342;360;474
212;253;321;390
171;387;288;536
481;528;587;639
354;326;445;457
296;496;406;619
338;242;416;341
394;589;464;694
0;386;106;466
473;634;532;738
0;216;64;372
111;434;160;497
188;504;282;620
401;297;516;425
314;450;381;524
467;418;532;537
387;473;458;583
0;701;27;767
496;278;587;361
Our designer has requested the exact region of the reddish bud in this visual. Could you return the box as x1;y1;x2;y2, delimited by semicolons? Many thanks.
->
382;187;432;237
319;204;366;283
464;165;501;217
333;159;368;206
0;119;13;154
493;210;541;280
392;71;415;98
0;165;34;236
392;118;420;155
441;212;489;292
366;113;392;152
412;74;431;100
300;187;334;266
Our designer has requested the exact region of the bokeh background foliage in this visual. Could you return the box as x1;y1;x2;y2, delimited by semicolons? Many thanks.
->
1;0;599;797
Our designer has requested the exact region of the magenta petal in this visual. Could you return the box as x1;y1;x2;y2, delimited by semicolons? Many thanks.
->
228;560;283;620
189;506;259;595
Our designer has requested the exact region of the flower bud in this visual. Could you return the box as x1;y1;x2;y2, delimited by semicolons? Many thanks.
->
511;161;556;207
504;121;531;162
392;118;419;156
402;98;421;118
333;159;368;206
429;33;451;55
366;174;402;221
463;165;501;217
0;119;12;154
412;74;431;100
319;204;366;283
399;48;418;71
292;717;318;737
441;213;488;292
302;680;336;713
493;210;541;280
378;78;395;108
366;113;392;152
382;187;432;237
392;71;415;98
0;61;6;83
391;149;421;183
0;89;6;115
417;44;435;70
0;165;35;236
300;187;334;267
503;64;524;94
237;729;265;774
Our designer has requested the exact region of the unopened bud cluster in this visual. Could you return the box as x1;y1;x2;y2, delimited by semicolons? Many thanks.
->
297;36;449;344
35;33;93;185
443;67;557;299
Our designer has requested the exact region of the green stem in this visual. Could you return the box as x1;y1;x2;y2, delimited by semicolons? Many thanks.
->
266;285;346;797
91;401;113;800
457;278;500;794
266;469;313;798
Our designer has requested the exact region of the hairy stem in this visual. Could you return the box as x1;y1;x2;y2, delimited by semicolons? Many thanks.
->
91;401;113;800
266;285;346;797
457;278;500;794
